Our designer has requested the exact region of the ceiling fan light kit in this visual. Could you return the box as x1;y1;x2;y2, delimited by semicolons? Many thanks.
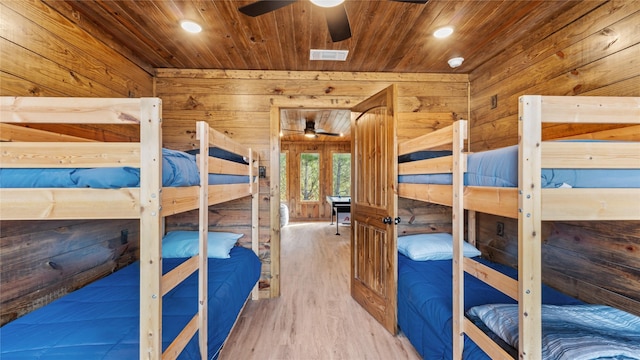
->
309;0;345;8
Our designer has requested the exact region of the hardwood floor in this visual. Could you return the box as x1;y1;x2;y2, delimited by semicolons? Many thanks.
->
220;221;421;360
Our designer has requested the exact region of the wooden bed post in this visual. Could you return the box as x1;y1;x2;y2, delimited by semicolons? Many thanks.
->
250;148;260;300
452;120;467;359
197;121;209;360
517;95;543;360
139;97;164;360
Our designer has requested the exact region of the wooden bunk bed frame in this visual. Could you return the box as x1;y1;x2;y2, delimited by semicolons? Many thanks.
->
0;96;260;360
398;95;640;359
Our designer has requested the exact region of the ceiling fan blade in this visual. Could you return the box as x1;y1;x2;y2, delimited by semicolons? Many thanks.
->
324;4;351;42
239;0;297;17
390;0;429;3
316;129;342;137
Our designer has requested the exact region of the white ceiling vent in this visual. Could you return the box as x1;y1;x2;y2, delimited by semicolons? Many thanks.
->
310;49;349;61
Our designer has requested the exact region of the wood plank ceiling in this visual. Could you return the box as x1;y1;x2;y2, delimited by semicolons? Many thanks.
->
46;0;584;141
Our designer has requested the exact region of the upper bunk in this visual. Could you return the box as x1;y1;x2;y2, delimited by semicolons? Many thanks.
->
398;95;640;221
0;96;259;220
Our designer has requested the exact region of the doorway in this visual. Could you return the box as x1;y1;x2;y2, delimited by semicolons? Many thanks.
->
270;85;399;334
269;106;352;298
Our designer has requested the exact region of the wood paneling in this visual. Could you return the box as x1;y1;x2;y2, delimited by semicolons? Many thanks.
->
468;4;640;316
280;109;350;142
469;3;640;151
0;0;153;323
46;0;583;74
397;198;452;236
1;1;152;97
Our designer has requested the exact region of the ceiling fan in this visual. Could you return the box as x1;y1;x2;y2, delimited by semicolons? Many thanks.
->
239;0;429;42
283;119;342;138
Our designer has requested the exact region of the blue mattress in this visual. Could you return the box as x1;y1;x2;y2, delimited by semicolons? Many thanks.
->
0;148;250;188
397;253;582;359
398;145;640;188
0;246;260;359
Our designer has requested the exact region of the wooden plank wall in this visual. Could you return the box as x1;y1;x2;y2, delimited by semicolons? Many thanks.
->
0;0;153;324
397;198;452;237
155;70;469;297
281;141;351;221
468;2;640;316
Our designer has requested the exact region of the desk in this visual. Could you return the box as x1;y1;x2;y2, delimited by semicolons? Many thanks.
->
326;196;350;235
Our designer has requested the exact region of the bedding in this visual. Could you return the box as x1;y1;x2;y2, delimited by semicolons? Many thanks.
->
397;253;582;359
162;230;244;259
0;148;250;188
397;232;481;261
398;144;640;188
467;304;640;360
0;246;261;359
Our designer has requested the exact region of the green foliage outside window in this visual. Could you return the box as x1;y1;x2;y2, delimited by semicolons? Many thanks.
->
300;153;320;201
332;153;351;196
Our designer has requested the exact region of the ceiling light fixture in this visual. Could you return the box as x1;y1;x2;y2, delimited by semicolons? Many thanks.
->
309;0;345;8
180;20;202;34
447;57;464;68
304;128;317;138
433;26;454;38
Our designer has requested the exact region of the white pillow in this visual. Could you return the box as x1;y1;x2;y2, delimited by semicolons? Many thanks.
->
397;232;481;261
162;230;243;259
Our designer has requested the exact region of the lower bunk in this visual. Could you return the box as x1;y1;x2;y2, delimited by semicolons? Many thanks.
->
0;245;260;359
397;241;640;360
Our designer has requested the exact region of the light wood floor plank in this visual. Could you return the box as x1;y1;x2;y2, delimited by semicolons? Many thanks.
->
220;222;421;360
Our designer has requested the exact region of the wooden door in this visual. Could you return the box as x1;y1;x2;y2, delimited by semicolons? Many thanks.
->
350;85;398;334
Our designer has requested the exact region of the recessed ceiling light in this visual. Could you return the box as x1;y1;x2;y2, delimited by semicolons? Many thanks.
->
433;26;454;38
309;0;345;8
180;20;202;34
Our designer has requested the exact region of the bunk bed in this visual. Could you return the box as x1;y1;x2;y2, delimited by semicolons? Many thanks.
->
397;95;640;359
0;96;261;359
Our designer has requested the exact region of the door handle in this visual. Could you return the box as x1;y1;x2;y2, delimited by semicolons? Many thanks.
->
382;217;401;225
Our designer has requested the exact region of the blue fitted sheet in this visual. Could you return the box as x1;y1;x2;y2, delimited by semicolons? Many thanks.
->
0;246;260;359
397;253;582;359
0;148;250;188
398;144;640;188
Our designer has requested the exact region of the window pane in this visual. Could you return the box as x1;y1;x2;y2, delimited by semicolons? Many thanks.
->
300;153;320;201
280;153;287;201
332;153;351;196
